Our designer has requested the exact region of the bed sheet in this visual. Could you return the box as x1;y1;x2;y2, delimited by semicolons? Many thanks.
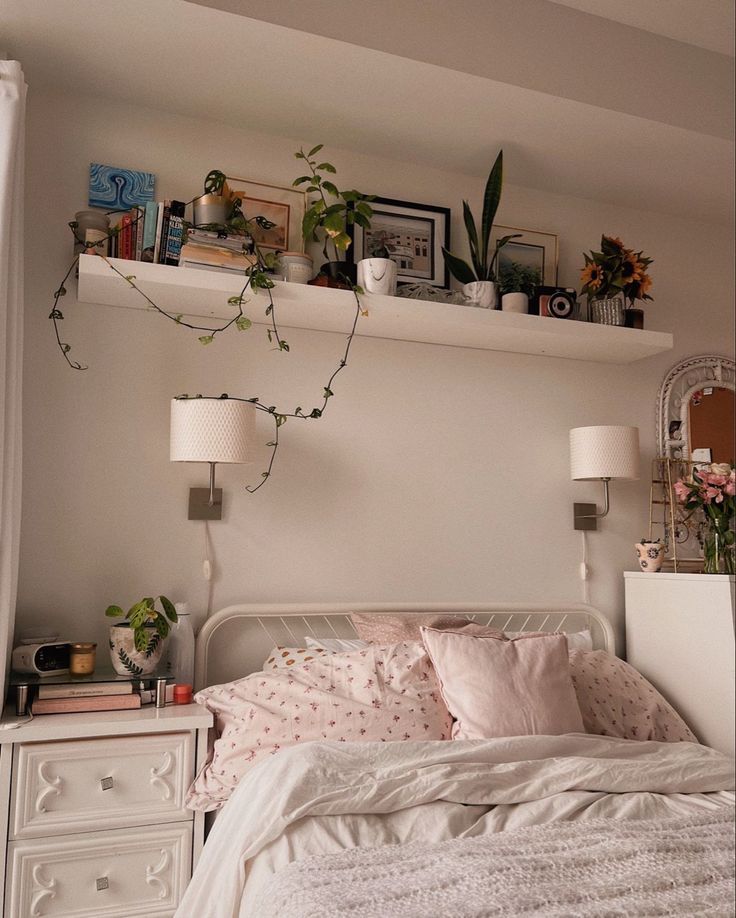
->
177;735;735;918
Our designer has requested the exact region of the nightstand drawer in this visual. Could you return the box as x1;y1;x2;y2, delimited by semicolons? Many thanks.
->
6;822;192;917
10;732;194;839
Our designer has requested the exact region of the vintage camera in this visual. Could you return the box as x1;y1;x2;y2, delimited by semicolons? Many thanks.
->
530;286;578;319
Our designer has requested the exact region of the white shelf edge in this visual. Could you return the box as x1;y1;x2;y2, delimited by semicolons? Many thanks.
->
77;256;674;364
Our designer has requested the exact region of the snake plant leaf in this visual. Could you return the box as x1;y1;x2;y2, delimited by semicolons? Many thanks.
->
442;247;477;284
480;150;503;266
462;201;481;278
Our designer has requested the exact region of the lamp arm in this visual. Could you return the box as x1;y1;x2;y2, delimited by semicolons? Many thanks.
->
579;478;610;519
208;462;217;507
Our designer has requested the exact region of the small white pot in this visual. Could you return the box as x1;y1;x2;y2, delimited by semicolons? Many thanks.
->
501;292;529;314
357;258;398;295
462;281;497;309
109;624;165;676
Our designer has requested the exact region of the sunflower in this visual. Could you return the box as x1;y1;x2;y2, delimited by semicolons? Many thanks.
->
621;252;642;284
638;273;653;296
580;263;604;290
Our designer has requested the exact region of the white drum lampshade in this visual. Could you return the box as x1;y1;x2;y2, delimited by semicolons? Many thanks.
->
170;398;255;519
570;425;640;481
569;425;639;531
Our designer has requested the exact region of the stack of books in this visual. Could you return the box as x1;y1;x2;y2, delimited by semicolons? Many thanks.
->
179;228;256;275
102;200;187;266
31;680;142;715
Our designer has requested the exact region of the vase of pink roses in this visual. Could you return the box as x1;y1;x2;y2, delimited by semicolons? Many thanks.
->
674;463;735;574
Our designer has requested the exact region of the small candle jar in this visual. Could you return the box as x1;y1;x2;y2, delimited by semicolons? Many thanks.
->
173;684;193;705
69;642;97;676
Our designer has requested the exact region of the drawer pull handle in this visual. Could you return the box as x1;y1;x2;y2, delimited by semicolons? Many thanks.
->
100;776;114;791
96;877;109;891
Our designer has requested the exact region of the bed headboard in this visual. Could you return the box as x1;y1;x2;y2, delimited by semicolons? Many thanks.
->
194;602;615;689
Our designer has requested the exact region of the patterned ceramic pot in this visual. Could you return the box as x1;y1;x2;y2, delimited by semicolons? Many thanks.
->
462;281;498;309
589;292;626;325
109;624;164;676
635;541;665;573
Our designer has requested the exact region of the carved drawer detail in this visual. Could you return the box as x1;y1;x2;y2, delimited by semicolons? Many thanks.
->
10;733;193;839
7;822;191;917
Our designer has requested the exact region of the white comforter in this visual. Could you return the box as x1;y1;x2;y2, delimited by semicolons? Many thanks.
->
177;735;735;918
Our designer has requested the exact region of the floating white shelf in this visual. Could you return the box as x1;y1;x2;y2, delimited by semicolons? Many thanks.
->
77;257;673;364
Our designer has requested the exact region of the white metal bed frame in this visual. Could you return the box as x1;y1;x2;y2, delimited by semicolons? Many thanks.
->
195;602;615;689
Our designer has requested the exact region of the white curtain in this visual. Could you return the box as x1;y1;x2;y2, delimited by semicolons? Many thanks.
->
0;61;26;699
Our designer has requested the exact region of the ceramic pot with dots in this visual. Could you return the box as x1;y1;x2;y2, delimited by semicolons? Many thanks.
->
635;540;665;572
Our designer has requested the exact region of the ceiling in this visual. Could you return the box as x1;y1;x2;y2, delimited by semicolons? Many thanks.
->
1;0;733;224
550;0;735;57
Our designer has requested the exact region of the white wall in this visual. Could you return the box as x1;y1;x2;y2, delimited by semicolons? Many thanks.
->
15;89;735;654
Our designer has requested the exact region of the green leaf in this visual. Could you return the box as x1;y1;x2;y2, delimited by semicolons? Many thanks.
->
321;180;339;197
332;232;351;251
235;315;252;331
174;314;183;323
308;143;324;157
352;211;370;229
442;247;477;284
105;604;125;618
355;202;373;218
279;340;290;352
199;335;214;345
133;627;149;653
292;176;312;186
323;211;345;235
159;595;178;622
153;612;170;638
324;387;334;398
462;200;481;276
275;414;287;427
228;295;244;305
316;162;337;173
310;408;322;418
480;149;503;269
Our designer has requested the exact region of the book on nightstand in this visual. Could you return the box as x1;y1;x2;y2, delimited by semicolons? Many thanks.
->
32;693;142;715
37;681;134;700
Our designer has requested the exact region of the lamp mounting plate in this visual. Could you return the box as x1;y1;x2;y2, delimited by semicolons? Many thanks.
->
188;487;223;521
574;502;598;531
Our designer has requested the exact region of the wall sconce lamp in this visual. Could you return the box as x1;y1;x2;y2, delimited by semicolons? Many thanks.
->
570;425;639;531
170;398;255;520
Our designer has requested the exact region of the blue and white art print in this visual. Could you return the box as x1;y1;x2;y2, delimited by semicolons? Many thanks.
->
88;163;155;210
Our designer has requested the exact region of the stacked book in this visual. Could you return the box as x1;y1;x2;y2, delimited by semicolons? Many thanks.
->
104;200;187;266
179;228;256;275
31;680;142;715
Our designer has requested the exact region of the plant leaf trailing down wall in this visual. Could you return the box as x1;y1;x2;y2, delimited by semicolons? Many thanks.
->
49;215;366;492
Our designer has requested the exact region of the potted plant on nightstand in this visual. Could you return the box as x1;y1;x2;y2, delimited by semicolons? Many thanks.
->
106;595;178;676
293;144;373;288
442;150;519;308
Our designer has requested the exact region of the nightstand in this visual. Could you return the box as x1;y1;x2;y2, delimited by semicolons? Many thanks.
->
0;704;212;917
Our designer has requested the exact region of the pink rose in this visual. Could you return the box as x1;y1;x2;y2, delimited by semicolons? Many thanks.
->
725;478;736;497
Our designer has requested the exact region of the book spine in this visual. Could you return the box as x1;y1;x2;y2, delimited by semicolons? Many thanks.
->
164;201;186;266
141;201;158;262
38;682;133;700
120;213;133;260
152;202;164;263
157;200;171;264
32;694;142;714
134;206;145;261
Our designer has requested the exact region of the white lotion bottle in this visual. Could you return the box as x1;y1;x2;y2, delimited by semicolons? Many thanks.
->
166;602;195;686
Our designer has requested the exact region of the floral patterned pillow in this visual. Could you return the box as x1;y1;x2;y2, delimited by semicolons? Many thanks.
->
187;642;453;811
569;650;697;743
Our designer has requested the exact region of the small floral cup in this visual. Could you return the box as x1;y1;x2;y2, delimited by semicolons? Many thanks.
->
635;540;665;573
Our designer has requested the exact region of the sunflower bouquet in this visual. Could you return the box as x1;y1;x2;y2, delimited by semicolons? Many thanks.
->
580;235;653;305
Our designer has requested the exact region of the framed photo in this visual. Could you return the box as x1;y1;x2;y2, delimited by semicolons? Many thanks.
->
350;197;450;288
490;225;558;287
225;177;307;253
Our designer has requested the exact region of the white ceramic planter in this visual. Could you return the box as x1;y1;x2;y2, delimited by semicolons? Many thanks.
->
501;292;529;314
635;541;665;573
109;624;165;676
462;281;497;309
357;258;398;295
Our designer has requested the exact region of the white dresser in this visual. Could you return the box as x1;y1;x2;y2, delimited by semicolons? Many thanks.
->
624;571;735;756
0;704;212;917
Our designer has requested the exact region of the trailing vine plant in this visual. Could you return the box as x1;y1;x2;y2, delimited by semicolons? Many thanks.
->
50;171;367;491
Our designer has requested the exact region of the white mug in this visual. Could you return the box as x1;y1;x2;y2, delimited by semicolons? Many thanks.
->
357;258;398;295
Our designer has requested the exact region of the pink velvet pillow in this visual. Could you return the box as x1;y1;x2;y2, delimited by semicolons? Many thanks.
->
187;642;452;811
569;650;697;743
421;628;584;740
351;613;475;643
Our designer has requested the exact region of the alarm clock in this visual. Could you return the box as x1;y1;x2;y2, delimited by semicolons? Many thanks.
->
11;641;71;676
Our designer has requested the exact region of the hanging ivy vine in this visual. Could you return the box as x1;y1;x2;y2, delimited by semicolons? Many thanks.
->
50;214;366;492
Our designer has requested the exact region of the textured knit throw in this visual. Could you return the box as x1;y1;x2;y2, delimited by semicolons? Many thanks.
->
253;810;735;917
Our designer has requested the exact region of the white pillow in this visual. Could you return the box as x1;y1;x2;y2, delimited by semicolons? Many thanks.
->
305;636;368;652
505;629;593;651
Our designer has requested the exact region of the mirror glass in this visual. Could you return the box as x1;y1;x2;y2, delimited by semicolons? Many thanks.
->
688;386;735;463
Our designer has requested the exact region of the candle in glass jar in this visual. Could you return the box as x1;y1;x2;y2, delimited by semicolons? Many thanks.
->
69;642;97;676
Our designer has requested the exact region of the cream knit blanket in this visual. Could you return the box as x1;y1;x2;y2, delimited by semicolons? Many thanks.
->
254;810;735;917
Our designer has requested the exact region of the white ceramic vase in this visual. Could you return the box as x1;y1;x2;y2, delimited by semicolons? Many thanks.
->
635;541;665;573
462;281;497;309
109;624;165;676
501;292;529;314
357;258;398;295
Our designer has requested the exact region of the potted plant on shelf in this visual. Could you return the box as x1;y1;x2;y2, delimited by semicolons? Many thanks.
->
499;261;540;314
193;169;230;227
441;150;518;308
106;595;178;676
356;233;398;295
580;235;653;326
293;144;373;288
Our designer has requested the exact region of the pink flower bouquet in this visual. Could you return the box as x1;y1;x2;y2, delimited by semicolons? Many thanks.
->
675;464;735;573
